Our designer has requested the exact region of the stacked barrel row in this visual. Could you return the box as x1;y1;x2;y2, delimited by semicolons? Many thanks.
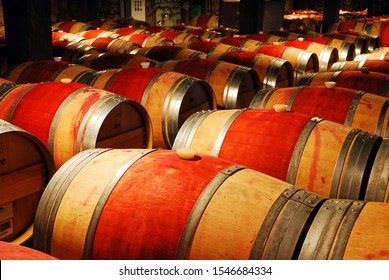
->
1;15;388;261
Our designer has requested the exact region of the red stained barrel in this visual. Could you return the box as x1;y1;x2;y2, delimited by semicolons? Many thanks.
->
173;109;382;201
298;70;389;97
0;82;152;168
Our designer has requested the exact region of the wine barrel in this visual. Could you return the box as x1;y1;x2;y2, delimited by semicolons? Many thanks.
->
268;30;306;40
76;30;120;39
52;31;85;43
130;45;203;61
211;36;263;48
33;148;389;260
179;40;240;54
243;32;287;43
207;51;294;88
157;58;261;109
0;120;55;243
79;37;140;53
298;201;389;260
157;30;201;44
245;44;319;82
190;14;219;29
305;36;356;61
0;82;152;168
250;86;389;138
365;138;389;202
0;241;57;260
354;51;389;61
280;39;339;72
76;67;216;148
120;33;173;47
75;52;158;71
380;22;389;47
185;28;221;41
52;40;100;62
323;33;368;56
88;19;125;31
298;70;389;97
364;20;389;47
173;109;382;201
53;21;95;33
3;60;95;84
111;27;150;36
373;47;389;53
329;59;389;75
32;148;324;260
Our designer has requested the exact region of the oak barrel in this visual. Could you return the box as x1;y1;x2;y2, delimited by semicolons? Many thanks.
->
4;60;95;84
52;40;100;62
179;40;240;54
0;82;152;168
190;14;219;29
245;44;319;82
75;52;158;71
130;45;203;61
32;148;323;260
79;37;140;53
330;59;389;75
365;138;389;202
157;58;261;109
281;39;339;72
298;70;389;97
172;109;382;201
250;86;389;137
0;241;57;260
299;201;389;259
76;67;216;148
0;120;55;243
207;51;295;88
33;148;389;260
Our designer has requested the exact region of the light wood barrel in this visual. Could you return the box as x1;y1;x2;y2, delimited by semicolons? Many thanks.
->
354;51;389;61
0;120;55;243
282;39;339;71
157;58;261;109
246;44;319;82
299;201;389;259
211;36;263;48
305;36;356;61
323;33;368;56
76;67;216;148
207;51;294;88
